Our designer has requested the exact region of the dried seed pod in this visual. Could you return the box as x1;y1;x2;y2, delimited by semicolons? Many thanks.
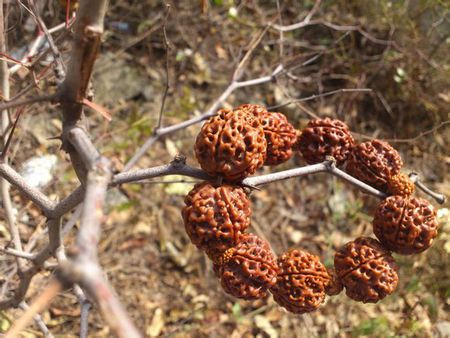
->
387;173;415;196
373;196;438;254
271;249;330;314
325;268;343;296
215;233;278;300
346;139;403;192
260;112;298;165
334;237;398;303
195;108;267;181
182;182;251;260
297;118;355;165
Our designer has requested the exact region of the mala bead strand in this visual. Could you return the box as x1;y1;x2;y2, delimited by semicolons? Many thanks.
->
183;106;441;313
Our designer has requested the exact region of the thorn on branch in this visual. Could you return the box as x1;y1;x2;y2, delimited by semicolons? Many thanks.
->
171;154;186;167
1;109;23;161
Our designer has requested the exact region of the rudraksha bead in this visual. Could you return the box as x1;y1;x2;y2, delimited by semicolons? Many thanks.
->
260;112;298;166
195;108;267;181
387;173;415;196
237;104;298;165
373;196;438;254
334;237;398;303
271;249;330;313
297;118;355;165
236;103;267;117
182;182;251;261
346;139;403;192
215;234;278;300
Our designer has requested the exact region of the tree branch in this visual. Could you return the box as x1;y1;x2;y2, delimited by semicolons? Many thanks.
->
58;0;108;124
59;137;141;337
124;64;284;170
409;172;446;204
0;162;56;216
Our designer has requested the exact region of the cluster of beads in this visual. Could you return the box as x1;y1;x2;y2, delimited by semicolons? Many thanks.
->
182;104;439;313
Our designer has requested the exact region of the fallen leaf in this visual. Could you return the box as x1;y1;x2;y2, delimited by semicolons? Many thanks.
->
146;308;164;337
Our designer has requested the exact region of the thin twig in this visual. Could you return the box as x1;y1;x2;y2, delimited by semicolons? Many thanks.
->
19;302;54;338
115;157;388;200
409;172;446;204
27;0;66;81
0;93;58;112
1;108;23;160
0;162;56;216
267;88;372;110
155;4;171;131
0;0;27;273
74;285;91;338
9;21;67;74
5;279;62;338
1;247;35;260
124;64;284;170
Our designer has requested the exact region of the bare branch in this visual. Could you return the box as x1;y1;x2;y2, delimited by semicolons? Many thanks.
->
74;285;91;338
267;88;372;110
50;185;85;219
124;64;284;170
0;163;56;216
66;127;101;170
19;302;54;338
155;4;171;131
409;172;446;204
0;93;57;112
27;0;66;81
5;279;62;338
9;21;67;74
115;157;388;200
59;138;141;337
1;247;35;260
114;156;213;185
58;0;108;124
0;1;27;272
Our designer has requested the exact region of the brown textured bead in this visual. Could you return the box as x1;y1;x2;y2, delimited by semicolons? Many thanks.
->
325;268;343;296
297;118;355;165
334;237;398;303
182;182;251;261
271;249;330;314
260;112;298;165
237;103;267;117
215;234;278;300
195;108;267;181
387;173;415;196
346;139;403;192
373;196;438;254
237;104;298;165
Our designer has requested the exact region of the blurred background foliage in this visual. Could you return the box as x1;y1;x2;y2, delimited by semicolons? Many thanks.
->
1;0;449;337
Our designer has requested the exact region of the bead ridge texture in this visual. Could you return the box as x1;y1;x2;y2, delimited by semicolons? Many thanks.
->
334;237;398;303
373;196;438;254
346;139;403;192
195;109;267;181
271;249;330;313
297;118;355;165
260;112;298;165
215;234;278;299
182;182;251;260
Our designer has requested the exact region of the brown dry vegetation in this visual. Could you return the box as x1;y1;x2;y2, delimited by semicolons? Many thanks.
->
1;0;449;337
